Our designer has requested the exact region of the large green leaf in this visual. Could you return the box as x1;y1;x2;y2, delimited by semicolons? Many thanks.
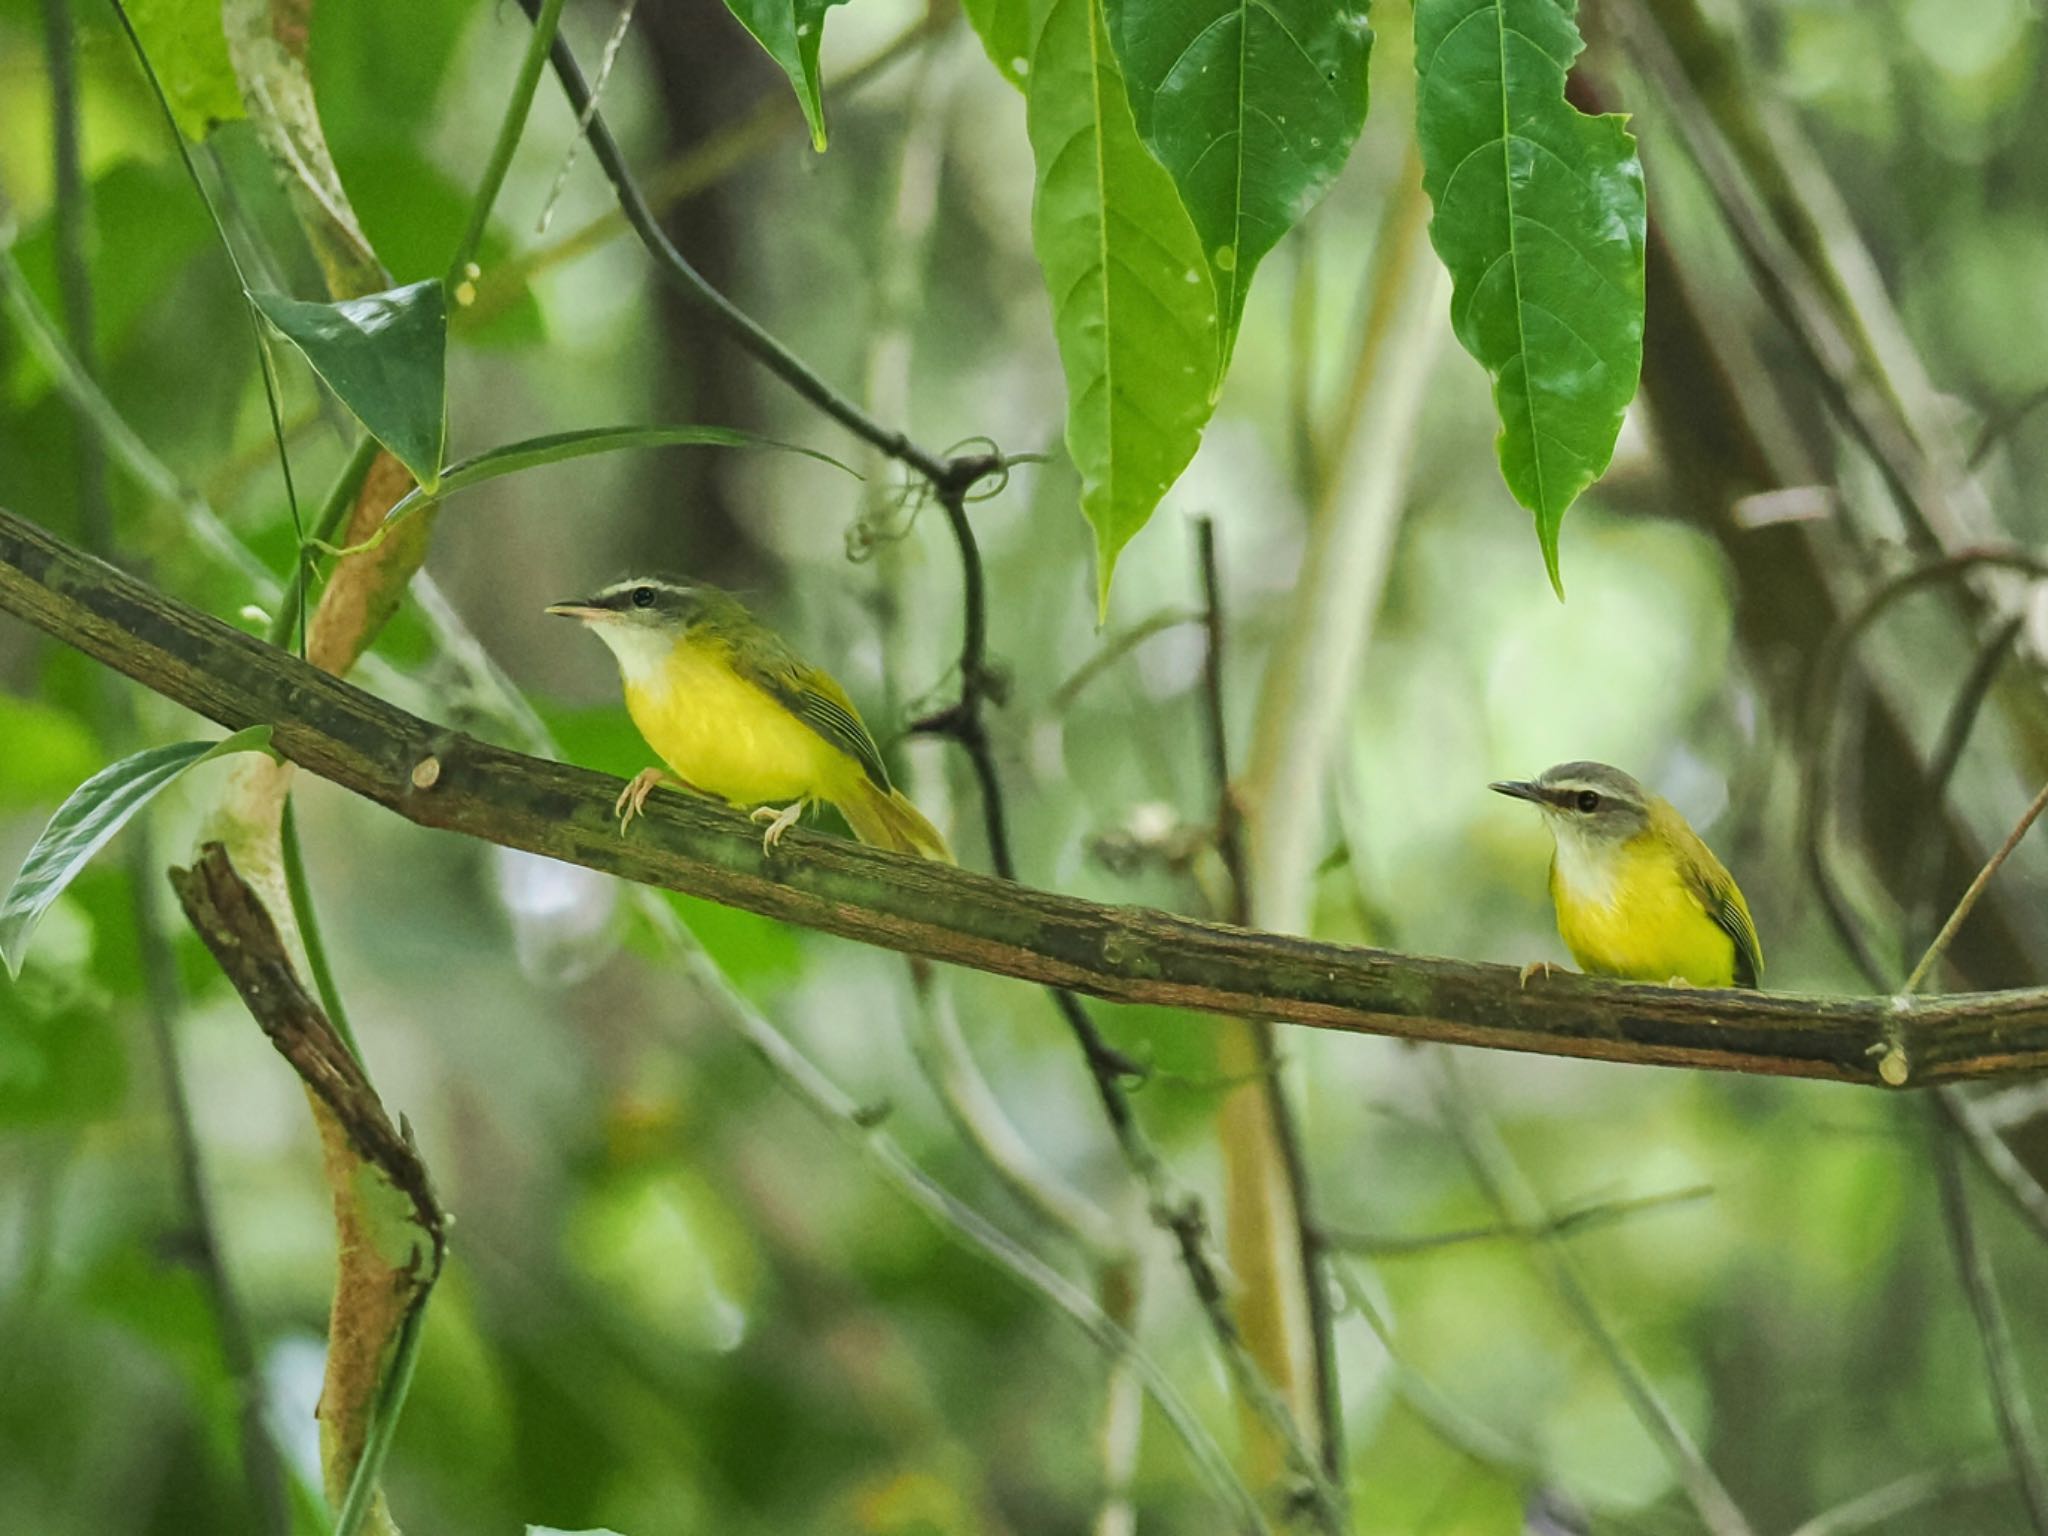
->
720;0;850;151
124;0;245;138
1413;0;1644;596
253;279;448;489
1028;0;1222;612
1107;0;1372;354
0;728;273;979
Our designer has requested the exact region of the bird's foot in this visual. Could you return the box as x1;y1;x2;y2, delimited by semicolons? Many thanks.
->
1519;960;1563;989
1663;975;1697;988
615;767;669;835
751;800;807;853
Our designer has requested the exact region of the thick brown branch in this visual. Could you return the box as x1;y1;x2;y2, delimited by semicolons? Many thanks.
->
8;503;2048;1088
168;840;444;1524
169;843;443;1253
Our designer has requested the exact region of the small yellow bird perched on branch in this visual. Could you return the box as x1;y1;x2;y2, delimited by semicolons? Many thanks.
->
1490;761;1762;989
547;577;950;861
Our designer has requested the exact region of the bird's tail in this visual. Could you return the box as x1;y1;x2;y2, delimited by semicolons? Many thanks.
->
834;778;953;862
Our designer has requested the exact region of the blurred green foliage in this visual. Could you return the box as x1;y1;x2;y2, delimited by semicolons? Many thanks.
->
3;0;2048;1533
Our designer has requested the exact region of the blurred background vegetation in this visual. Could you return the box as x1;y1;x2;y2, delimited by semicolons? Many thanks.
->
5;0;2048;1531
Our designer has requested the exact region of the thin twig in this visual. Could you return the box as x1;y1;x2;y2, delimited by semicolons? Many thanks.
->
1904;615;2025;952
1971;385;2048;470
1810;587;2048;1529
1798;549;2048;986
1939;1090;2048;1246
635;904;1269;1533
1785;1453;2010;1536
532;0;635;237
462;9;944;327
1322;1184;1712;1258
1793;561;2048;1235
516;0;987;492
903;466;1346;1527
1903;776;2048;996
1195;515;1342;1482
1428;1052;1758;1536
1928;1104;2048;1532
1198;518;1251;920
1047;607;1205;713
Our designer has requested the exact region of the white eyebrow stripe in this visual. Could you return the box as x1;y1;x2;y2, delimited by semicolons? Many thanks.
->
593;578;691;601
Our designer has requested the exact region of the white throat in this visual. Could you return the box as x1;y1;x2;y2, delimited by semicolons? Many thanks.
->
589;622;673;688
1547;819;1620;910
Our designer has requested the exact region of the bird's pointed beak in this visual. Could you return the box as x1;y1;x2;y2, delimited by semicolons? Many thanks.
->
545;600;606;621
1489;779;1544;804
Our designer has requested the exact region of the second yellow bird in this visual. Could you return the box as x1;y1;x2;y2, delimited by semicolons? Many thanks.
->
548;576;950;861
1491;761;1761;989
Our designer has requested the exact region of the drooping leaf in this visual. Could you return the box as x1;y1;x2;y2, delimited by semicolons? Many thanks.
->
1413;0;1645;596
1107;0;1372;354
1027;0;1222;613
253;279;448;488
720;0;850;151
0;728;274;979
962;0;1034;89
123;0;246;139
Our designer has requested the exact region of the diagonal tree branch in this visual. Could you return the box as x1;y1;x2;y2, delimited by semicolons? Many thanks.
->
16;504;2048;1086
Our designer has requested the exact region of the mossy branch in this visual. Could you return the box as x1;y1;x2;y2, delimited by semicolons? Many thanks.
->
9;504;2048;1089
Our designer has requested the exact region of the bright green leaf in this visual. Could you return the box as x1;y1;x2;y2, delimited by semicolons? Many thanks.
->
124;0;245;138
1413;0;1645;596
363;425;858;551
252;279;448;488
1027;0;1222;613
1108;0;1372;354
720;0;849;151
0;727;274;979
963;0;1034;89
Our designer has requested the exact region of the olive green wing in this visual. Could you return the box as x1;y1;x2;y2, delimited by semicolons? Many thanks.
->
1682;836;1764;988
726;626;893;792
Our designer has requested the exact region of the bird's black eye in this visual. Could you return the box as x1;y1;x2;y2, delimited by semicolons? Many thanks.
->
630;585;657;609
1575;790;1601;813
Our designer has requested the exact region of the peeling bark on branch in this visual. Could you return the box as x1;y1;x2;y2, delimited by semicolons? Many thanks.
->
169;842;443;1528
7;503;2048;1089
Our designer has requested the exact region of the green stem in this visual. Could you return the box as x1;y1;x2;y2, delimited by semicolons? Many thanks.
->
265;434;379;650
447;0;568;286
44;7;289;1527
281;796;362;1063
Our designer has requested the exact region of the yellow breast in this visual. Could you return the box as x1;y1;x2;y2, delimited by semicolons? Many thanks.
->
1550;833;1737;987
622;637;855;808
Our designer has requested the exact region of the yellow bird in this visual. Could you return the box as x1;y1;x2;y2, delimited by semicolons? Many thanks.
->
1490;761;1761;988
547;576;951;860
